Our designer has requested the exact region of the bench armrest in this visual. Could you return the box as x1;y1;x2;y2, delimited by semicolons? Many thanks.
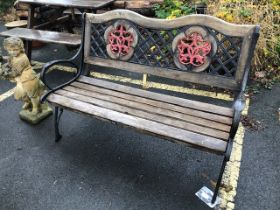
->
40;57;82;102
40;59;79;89
230;92;246;139
41;13;86;102
40;31;85;103
223;92;246;160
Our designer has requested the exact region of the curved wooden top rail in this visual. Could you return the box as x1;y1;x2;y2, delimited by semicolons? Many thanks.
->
86;10;258;37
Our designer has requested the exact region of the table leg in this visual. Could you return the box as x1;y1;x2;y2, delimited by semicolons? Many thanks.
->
26;5;35;60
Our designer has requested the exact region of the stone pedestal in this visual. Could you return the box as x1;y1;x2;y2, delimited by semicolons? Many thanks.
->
19;103;52;124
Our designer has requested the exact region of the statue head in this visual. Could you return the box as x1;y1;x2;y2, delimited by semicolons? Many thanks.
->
3;37;25;58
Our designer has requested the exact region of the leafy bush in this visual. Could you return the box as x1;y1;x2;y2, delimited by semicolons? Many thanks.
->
0;0;15;14
154;0;195;19
207;0;280;89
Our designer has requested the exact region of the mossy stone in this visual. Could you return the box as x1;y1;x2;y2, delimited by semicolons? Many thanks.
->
19;104;52;124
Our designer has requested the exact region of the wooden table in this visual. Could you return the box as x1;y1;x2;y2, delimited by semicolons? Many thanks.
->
18;0;115;9
17;0;115;58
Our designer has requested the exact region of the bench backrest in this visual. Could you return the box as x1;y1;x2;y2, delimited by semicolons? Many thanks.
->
83;10;259;91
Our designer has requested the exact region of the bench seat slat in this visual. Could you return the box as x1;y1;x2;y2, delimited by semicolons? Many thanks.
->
71;81;233;125
47;94;228;154
0;28;81;46
57;88;230;140
66;83;231;132
78;76;234;117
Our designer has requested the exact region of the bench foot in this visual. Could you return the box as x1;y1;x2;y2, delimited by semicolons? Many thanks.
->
54;107;63;142
211;156;227;204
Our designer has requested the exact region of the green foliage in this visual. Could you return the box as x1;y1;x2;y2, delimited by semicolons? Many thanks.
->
208;0;280;91
239;8;252;18
154;0;195;19
276;37;280;56
0;0;15;14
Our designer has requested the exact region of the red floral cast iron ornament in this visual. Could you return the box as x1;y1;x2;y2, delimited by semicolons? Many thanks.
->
104;21;138;61
172;27;217;72
178;32;211;66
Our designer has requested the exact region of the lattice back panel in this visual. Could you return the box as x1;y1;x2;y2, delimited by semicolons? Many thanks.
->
89;20;243;78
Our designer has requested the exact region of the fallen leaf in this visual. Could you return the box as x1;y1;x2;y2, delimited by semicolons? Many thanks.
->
255;71;266;78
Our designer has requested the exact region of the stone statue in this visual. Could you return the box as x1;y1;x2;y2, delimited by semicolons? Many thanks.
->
0;37;52;124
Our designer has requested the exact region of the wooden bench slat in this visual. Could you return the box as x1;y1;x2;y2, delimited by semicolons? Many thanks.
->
0;28;81;46
58;88;230;140
78;76;234;117
67;83;231;132
71;81;233;125
85;57;240;91
47;94;228;153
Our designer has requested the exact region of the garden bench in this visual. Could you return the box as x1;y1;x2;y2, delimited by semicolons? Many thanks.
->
40;10;259;204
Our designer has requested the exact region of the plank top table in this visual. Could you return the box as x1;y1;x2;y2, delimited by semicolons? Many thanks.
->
17;0;115;58
18;0;115;9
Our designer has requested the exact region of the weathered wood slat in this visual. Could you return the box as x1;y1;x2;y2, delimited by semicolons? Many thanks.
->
62;86;230;136
0;28;81;46
84;57;239;91
69;82;232;131
235;27;256;84
78;76;234;117
84;18;92;58
87;10;256;36
47;94;228;153
71;81;232;125
57;89;229;140
5;20;27;29
18;0;115;9
63;86;230;132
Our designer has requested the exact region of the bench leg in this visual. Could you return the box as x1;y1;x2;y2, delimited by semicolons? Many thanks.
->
26;5;35;60
54;107;63;142
82;63;90;76
211;156;227;204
